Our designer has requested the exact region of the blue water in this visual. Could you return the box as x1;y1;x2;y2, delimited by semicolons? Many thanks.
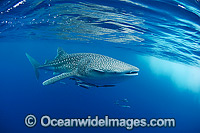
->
0;0;200;132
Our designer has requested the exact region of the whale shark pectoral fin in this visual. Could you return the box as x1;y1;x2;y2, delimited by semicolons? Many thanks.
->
42;71;75;86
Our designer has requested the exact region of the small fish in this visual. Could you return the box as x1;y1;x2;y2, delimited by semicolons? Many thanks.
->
121;98;128;102
120;105;131;108
59;81;66;85
114;101;120;105
114;99;131;108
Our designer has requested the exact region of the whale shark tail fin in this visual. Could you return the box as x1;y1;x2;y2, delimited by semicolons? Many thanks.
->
26;53;41;79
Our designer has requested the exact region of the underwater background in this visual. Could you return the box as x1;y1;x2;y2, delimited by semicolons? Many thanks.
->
0;0;200;132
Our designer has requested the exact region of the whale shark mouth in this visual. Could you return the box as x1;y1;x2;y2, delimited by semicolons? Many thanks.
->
124;71;138;76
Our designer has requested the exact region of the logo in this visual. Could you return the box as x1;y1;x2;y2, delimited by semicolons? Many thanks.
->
25;114;37;127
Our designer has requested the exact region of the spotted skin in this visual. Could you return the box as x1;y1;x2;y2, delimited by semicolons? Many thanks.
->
27;47;139;86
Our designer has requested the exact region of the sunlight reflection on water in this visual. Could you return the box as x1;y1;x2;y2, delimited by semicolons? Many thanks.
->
149;56;200;93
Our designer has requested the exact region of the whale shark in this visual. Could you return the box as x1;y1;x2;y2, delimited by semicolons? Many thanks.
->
26;47;139;88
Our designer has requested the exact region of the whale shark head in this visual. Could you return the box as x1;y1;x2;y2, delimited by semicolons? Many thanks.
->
80;55;139;84
88;63;139;78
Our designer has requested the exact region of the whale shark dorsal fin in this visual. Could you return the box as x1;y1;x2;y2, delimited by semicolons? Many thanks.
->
44;60;50;64
55;47;68;59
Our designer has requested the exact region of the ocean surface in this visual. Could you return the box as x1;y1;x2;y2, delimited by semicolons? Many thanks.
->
0;0;200;132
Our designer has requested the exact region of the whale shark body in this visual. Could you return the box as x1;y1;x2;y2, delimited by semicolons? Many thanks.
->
26;47;139;88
